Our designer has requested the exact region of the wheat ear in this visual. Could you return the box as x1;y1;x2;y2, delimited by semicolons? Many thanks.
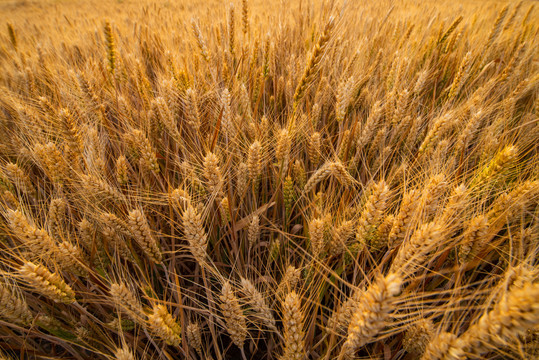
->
19;262;76;304
280;291;305;360
187;322;203;355
110;282;146;323
182;204;208;266
340;273;402;358
0;282;33;325
148;304;182;346
219;281;248;348
127;209;162;264
114;346;135;360
240;277;276;328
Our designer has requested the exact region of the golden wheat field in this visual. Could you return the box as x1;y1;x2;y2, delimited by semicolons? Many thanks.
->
0;0;538;359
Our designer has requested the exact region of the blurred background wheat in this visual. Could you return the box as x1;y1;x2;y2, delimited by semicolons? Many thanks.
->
0;0;538;359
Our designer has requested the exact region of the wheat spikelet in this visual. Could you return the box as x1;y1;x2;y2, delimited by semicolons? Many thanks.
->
391;89;410;126
448;51;472;99
0;192;17;210
248;214;260;248
240;277;276;328
182;204;208;266
440;184;468;225
81;174;125;203
219;196;231;224
220;281;247;348
59;108;83;158
221;88;234;137
187;322;203;355
414;70;429;95
277;266;302;297
152;97;180;140
337;129;351;161
335;76;355;122
241;0;249;36
127;130;159;173
7;209;56;259
388;190;421;246
461;281;539;355
114;346;135;360
330;220;355;257
0;171;13;193
56;241;88;277
148;304;182;346
276;129;291;176
48;197;66;236
476;145;517;184
101;225;132;260
293;16;335;108
76;73;100;106
455;110;483;153
280;291;304;360
503;1;523;31
488;180;539;222
370;214;394;250
104;21;116;74
33;142;66;183
19;262;76;304
169;188;191;215
308;132;321;166
356;180;390;244
418;114;451;154
236;162;249;195
458;215;489;264
328;288;362;334
498;43;526;84
421;332;465;360
403;319;434;355
424;281;539;360
329;161;354;187
110;283;145;322
522;3;534;25
7;23;17;50
191;19;209;61
0;282;33;325
115;155;129;185
291;160;307;192
502;264;536;292
283;176;294;216
77;218;95;251
184;88;201;130
239;83;252;121
390;222;442;275
420;173;447;218
5;163;35;195
247;140;262;182
127;209;162;264
309;217;325;257
228;3;236;56
202;152;223;196
438;16;463;46
341;273;402;358
356;101;383;151
484;5;509;52
100;212;130;236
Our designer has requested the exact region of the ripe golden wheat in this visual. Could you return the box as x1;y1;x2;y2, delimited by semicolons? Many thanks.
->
0;0;538;359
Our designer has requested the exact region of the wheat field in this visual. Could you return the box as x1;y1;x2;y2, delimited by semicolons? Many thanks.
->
0;0;538;359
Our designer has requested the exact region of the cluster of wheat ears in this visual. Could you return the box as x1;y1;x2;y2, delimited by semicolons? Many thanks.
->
0;0;538;359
